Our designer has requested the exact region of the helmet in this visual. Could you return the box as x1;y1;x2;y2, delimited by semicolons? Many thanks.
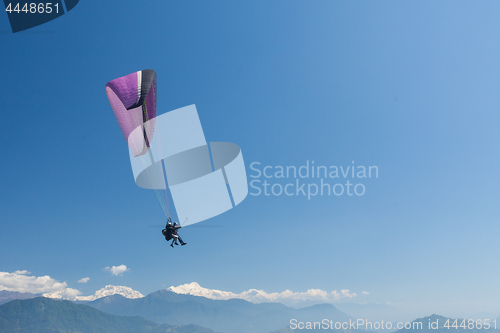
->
167;222;172;226
173;222;178;226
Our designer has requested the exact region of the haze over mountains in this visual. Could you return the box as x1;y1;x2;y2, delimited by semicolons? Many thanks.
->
0;293;354;333
84;289;351;333
2;296;500;333
0;297;215;333
0;291;37;305
2;288;500;333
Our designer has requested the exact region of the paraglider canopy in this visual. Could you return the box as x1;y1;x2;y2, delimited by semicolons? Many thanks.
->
105;71;249;226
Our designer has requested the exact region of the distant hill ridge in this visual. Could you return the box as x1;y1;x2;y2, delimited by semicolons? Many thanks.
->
0;297;215;333
3;290;500;333
0;291;37;305
84;289;352;333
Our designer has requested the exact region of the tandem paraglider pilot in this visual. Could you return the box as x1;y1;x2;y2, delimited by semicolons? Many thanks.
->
162;218;187;248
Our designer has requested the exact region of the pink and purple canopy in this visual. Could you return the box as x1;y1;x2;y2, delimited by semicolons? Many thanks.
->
105;70;157;157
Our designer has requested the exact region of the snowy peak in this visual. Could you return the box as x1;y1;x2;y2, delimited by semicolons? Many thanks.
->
43;285;144;301
168;282;238;300
167;282;358;306
76;285;144;301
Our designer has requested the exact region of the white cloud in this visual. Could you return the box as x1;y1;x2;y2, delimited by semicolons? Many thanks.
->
78;277;90;284
339;289;357;299
168;282;358;305
0;270;81;300
104;265;129;276
75;285;144;301
0;271;143;303
362;291;370;295
13;270;30;275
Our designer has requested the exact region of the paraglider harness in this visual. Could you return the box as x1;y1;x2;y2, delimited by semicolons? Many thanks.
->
162;228;172;241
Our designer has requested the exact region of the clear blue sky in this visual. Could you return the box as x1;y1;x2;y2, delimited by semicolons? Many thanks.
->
1;0;500;318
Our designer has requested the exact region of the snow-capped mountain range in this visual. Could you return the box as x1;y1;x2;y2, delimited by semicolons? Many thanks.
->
44;285;144;301
167;282;357;305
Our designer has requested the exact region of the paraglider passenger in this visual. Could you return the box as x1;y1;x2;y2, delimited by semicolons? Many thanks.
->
171;222;187;247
